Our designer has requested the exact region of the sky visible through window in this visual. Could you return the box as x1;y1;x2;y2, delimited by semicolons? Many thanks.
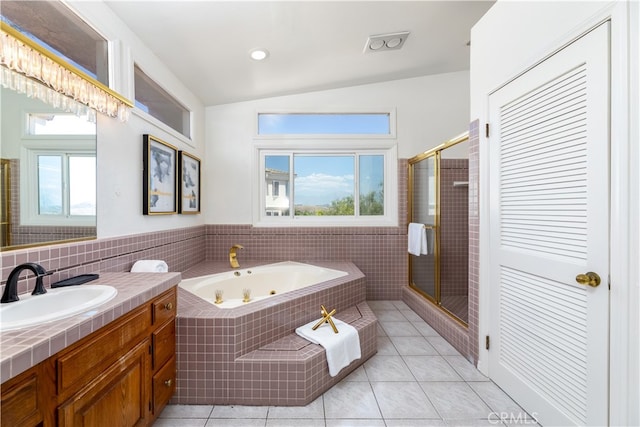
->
258;113;390;135
263;114;388;208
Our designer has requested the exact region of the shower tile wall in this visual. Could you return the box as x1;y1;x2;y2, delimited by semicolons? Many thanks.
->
468;119;480;364
440;158;469;297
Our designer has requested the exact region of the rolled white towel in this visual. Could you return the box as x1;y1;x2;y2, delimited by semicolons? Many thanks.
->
131;260;168;273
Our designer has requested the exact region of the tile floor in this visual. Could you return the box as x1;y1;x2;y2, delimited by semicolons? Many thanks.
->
155;300;535;427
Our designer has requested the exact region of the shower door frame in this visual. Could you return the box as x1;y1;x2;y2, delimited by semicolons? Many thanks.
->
408;132;469;326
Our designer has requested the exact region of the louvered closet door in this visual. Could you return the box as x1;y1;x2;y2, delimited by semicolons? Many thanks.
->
488;23;609;427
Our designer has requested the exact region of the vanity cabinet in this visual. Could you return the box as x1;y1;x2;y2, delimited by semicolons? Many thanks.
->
57;340;150;426
1;365;45;426
0;286;177;427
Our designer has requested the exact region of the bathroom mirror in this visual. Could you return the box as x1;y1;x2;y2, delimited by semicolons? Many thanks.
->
0;81;97;251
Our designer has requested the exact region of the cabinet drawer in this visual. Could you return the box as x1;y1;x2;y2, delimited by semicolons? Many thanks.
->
152;356;176;415
152;319;175;370
57;306;151;396
152;288;176;326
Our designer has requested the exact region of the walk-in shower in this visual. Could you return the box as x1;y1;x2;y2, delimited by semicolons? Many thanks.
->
408;132;469;324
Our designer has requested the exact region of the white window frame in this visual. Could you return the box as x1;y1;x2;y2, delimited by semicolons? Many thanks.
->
253;139;398;227
20;128;96;227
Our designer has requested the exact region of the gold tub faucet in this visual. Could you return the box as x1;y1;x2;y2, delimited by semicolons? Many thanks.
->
229;244;244;268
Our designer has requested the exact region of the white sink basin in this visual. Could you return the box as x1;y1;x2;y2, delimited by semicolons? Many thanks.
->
0;285;117;331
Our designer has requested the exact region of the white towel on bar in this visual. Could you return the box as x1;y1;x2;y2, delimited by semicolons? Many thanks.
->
408;222;429;256
130;260;168;273
296;318;361;377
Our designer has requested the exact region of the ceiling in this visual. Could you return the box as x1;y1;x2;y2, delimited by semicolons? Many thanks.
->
104;1;494;106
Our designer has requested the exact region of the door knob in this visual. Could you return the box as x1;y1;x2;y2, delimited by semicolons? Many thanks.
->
575;272;601;287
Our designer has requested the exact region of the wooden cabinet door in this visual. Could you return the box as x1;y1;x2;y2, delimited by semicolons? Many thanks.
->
58;339;151;427
0;369;41;427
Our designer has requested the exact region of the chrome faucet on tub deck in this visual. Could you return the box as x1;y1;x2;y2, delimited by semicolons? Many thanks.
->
229;244;244;268
1;262;50;303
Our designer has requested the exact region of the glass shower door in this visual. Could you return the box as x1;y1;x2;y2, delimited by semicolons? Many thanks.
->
410;155;437;301
409;133;469;325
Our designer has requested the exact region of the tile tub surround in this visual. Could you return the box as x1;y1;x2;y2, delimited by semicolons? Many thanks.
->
0;272;181;383
173;260;377;406
204;225;408;301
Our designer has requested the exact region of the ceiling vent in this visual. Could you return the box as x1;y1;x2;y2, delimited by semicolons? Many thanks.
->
364;31;410;53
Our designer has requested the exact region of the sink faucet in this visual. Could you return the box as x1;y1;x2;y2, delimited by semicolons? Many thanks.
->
1;263;50;303
229;244;244;269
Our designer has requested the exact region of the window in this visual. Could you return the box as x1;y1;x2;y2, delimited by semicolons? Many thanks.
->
36;153;96;217
134;64;191;138
261;151;389;222
255;111;396;226
21;113;96;226
1;1;109;84
258;113;391;135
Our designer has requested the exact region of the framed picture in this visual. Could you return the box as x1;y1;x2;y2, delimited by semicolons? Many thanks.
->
178;151;201;214
143;134;177;215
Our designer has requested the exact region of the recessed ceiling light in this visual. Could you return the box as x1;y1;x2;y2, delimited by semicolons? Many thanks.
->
386;37;403;49
369;39;385;50
249;48;269;61
364;31;410;54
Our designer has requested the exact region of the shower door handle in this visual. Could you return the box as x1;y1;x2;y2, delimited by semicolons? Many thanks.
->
575;272;601;287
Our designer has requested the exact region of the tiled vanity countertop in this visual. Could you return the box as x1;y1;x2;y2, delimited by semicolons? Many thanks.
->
0;272;181;383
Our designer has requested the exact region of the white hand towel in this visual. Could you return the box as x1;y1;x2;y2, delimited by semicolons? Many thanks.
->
408;223;428;256
296;318;361;377
130;260;168;273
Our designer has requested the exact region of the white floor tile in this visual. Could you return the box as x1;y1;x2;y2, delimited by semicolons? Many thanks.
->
210;405;268;419
323;381;382;419
386;420;447;427
427;336;462;356
205;419;265;426
266;419;324;426
404;355;464;382
371;381;440;419
363;355;414;382
375;336;400;355
420;382;493;420
159;405;214;419
379;320;421;337
390;336;439;355
411;321;441;337
326;419;386;427
373;309;407;321
468;382;527;415
267;396;323;419
153;419;208;427
445;356;489;382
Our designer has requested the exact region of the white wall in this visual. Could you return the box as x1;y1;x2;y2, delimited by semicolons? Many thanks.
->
470;1;639;425
205;71;470;224
66;1;207;238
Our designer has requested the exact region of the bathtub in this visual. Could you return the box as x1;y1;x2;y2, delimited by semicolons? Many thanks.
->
175;260;375;405
179;261;348;308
